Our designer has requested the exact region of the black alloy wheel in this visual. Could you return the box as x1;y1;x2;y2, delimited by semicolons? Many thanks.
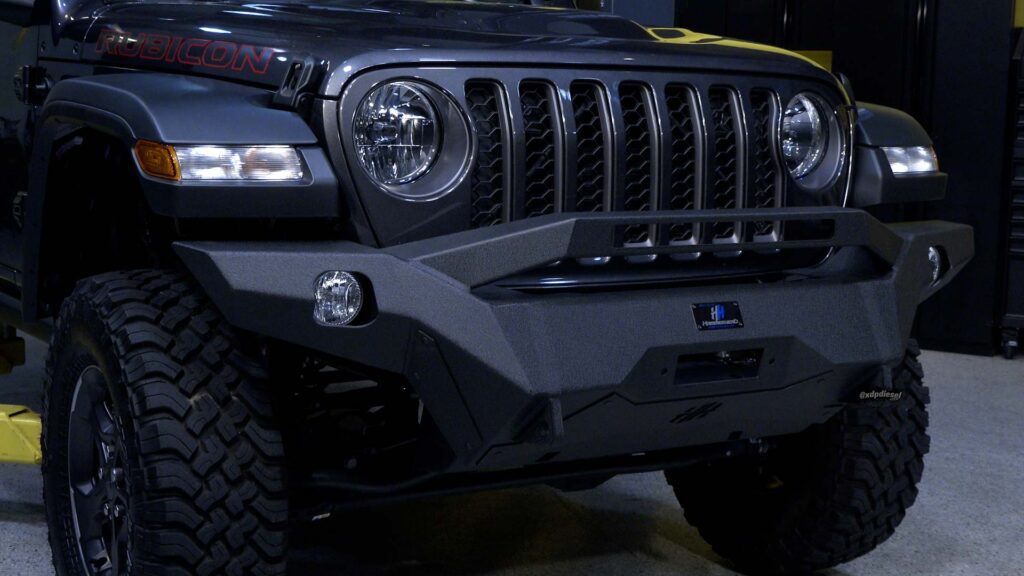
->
67;365;132;575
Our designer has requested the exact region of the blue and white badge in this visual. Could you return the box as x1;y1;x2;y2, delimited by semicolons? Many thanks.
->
692;302;744;331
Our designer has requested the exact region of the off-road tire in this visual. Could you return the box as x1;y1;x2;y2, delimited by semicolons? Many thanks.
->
43;271;288;575
666;343;930;575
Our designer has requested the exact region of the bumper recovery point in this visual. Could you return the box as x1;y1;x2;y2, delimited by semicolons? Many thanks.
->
174;208;973;472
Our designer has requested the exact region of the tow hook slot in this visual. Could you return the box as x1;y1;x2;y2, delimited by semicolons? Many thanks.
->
515;397;565;445
675;349;763;386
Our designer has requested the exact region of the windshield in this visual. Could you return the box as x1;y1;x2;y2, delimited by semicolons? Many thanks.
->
459;0;577;6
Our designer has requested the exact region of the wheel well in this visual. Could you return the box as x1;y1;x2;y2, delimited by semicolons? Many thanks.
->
32;127;345;319
36;129;171;317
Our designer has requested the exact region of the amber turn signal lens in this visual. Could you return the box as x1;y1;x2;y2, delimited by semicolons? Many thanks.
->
134;140;180;181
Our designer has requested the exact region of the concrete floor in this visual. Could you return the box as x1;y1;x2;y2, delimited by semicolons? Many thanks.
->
1;338;1021;575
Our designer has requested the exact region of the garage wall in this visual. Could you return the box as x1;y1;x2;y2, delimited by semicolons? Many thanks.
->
590;0;675;26
669;0;1017;354
913;0;1014;354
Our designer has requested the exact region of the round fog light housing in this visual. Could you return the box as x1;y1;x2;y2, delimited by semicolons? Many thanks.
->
314;271;364;326
927;246;949;285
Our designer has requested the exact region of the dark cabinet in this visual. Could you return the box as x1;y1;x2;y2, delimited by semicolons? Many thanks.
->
1001;30;1024;357
675;0;1016;355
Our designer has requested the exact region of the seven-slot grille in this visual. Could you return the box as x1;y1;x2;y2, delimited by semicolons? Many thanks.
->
465;77;791;258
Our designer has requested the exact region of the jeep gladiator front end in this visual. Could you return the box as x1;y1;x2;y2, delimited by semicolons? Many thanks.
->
0;1;973;574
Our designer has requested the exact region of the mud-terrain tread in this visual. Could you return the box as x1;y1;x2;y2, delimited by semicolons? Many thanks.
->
666;343;929;575
42;270;287;576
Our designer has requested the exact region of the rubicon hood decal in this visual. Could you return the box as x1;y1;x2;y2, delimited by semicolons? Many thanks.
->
95;29;277;75
75;1;836;91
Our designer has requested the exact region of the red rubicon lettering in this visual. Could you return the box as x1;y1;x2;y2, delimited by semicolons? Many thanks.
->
232;45;275;75
177;38;211;66
119;34;143;57
95;29;121;54
140;34;171;60
204;41;237;69
94;28;277;75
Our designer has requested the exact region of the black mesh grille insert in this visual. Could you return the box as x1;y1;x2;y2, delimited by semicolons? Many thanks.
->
466;81;507;228
456;72;836;277
619;83;655;244
520;81;558;219
750;89;781;237
665;84;699;243
571;83;608;213
708;87;741;241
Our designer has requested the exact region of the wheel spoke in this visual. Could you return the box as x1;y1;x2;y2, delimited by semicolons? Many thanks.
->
68;365;131;576
71;484;107;542
80;538;111;573
108;517;120;576
109;498;129;576
69;374;103;484
93;402;116;446
67;420;98;482
75;368;107;416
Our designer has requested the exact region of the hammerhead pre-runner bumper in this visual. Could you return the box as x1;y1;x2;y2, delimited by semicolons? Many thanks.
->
175;207;973;473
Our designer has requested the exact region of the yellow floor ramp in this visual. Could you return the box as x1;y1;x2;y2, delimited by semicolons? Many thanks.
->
0;405;42;465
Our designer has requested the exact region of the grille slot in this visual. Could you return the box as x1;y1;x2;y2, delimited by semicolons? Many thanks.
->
519;81;560;219
466;81;509;228
664;84;701;250
463;75;801;269
618;83;657;247
708;87;744;245
749;89;783;239
570;82;610;213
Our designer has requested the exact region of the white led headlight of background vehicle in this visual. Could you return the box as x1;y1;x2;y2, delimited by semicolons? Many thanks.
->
882;146;940;175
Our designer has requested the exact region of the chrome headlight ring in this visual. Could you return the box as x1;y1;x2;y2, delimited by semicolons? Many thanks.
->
354;82;441;186
349;80;473;201
780;91;845;192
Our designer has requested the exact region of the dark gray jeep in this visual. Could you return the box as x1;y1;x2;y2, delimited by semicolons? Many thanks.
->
0;0;973;574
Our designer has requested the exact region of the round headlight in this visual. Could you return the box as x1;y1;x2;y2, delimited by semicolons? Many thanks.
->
781;93;828;179
354;82;441;185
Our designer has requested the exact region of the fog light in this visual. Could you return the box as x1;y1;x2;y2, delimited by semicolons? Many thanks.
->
928;246;948;285
314;271;364;326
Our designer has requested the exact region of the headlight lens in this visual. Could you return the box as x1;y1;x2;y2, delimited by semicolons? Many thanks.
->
134;142;306;182
781;93;829;179
354;82;441;186
175;146;305;181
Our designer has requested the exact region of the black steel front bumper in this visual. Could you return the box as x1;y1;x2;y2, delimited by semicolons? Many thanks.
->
175;207;973;473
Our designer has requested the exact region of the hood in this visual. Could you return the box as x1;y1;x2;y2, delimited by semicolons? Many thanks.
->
72;0;837;93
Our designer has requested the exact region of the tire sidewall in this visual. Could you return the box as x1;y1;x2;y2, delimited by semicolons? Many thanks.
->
44;296;142;576
666;346;930;574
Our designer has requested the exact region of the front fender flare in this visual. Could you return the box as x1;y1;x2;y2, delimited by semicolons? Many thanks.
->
22;72;339;320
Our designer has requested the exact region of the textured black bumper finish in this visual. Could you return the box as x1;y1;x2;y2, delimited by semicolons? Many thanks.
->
174;208;973;472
